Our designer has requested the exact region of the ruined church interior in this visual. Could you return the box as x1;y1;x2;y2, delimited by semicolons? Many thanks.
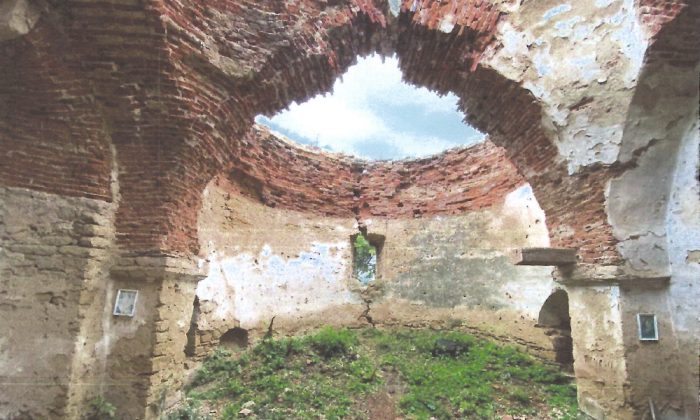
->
0;0;698;419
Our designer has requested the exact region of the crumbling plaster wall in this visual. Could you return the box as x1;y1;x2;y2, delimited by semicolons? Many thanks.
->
196;166;561;358
195;177;364;351
566;285;629;419
619;286;691;419
606;61;700;419
481;4;699;417
366;184;558;355
0;186;116;419
483;0;649;173
661;91;700;418
0;184;204;420
607;64;698;276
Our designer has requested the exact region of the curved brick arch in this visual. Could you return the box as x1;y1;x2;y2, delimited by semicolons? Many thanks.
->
0;14;114;201
143;0;621;263
7;0;680;264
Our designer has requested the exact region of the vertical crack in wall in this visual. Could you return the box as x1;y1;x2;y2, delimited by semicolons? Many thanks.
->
350;160;377;327
351;161;367;231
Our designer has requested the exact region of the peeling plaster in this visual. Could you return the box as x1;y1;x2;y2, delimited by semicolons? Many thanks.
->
542;4;572;22
561;117;621;173
606;0;647;87
553;16;583;38
438;14;455;33
484;0;651;174
197;243;357;329
607;140;677;274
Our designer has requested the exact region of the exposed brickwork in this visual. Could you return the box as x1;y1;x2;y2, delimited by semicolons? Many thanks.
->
229;127;358;217
0;23;112;201
222;127;526;220
2;0;695;264
223;125;622;264
401;0;503;70
359;141;525;218
395;26;623;264
102;0;507;256
638;0;700;66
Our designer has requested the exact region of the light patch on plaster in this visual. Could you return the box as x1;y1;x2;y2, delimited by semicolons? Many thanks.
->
500;23;528;57
489;22;533;81
196;243;358;329
616;232;669;273
498;270;557;319
570;55;601;83
665;119;700;332
561;115;621;173
439;14;455;33
387;0;400;17
533;48;553;77
606;0;647;86
595;0;615;7
542;4;572;21
572;22;595;43
572;286;624;346
502;185;550;247
554;16;584;38
686;251;700;264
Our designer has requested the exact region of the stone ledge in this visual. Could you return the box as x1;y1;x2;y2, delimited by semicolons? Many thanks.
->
554;264;670;288
510;248;578;266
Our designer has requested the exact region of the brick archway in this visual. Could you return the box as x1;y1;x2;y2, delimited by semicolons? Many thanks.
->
0;1;627;263
3;1;697;272
2;1;698;419
101;0;622;264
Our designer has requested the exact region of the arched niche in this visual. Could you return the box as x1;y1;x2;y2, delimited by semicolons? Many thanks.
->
538;289;574;367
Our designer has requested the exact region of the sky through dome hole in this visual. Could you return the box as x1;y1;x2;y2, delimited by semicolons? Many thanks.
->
255;54;484;161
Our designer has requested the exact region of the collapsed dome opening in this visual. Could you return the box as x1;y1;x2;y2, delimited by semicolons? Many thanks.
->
255;54;484;161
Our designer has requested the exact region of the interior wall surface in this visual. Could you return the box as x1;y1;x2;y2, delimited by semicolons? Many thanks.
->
195;177;560;359
194;177;363;352
0;186;116;419
0;189;203;420
567;285;629;420
661;89;700;419
606;61;700;419
366;184;558;356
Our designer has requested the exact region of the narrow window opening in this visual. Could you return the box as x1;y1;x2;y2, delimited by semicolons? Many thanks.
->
352;233;384;285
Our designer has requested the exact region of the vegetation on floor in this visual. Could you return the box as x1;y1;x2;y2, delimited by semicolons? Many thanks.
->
173;326;579;419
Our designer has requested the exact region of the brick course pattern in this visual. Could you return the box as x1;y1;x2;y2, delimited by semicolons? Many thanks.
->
1;0;696;264
223;125;526;220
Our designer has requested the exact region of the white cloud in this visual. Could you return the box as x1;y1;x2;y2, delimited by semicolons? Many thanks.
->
270;96;384;145
257;53;482;160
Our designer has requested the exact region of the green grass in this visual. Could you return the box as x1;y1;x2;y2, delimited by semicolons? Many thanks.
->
180;327;579;419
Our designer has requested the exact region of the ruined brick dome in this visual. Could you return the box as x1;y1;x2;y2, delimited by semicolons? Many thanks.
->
1;0;698;419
